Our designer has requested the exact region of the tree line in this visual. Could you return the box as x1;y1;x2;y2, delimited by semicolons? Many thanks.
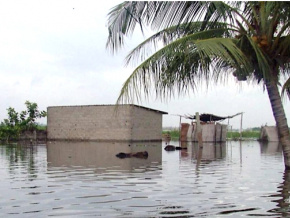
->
0;101;47;142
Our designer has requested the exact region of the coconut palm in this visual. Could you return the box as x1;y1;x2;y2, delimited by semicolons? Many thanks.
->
106;1;290;168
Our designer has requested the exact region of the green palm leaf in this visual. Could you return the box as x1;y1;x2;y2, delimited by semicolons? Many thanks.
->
125;24;235;65
282;77;290;100
107;1;290;169
107;1;236;53
118;36;250;103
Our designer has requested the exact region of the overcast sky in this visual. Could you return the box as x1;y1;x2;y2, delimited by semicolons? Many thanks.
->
0;0;289;129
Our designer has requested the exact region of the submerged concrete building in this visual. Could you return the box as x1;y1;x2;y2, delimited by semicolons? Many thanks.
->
259;126;279;142
47;104;167;142
181;122;228;142
180;113;230;142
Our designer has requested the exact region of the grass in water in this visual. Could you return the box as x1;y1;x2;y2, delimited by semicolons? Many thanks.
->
227;130;260;139
163;129;260;140
162;129;180;139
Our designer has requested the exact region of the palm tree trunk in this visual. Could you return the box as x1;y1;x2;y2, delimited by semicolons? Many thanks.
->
266;76;290;169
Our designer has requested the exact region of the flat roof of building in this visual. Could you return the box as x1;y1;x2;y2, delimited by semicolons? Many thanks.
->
47;104;168;115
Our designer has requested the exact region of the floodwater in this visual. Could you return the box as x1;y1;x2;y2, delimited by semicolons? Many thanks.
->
0;140;289;217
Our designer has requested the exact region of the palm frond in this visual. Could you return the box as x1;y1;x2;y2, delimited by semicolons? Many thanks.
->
282;77;290;100
276;36;290;63
107;1;236;53
108;1;290;104
125;24;236;66
117;36;250;103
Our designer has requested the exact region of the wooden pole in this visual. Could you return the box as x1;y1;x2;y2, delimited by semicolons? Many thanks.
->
239;112;243;140
179;115;182;142
227;118;230;140
196;112;203;148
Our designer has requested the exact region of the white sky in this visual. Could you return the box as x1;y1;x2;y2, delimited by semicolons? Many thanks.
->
0;0;289;129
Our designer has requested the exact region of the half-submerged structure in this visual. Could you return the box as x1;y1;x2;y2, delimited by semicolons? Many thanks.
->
47;104;167;142
180;113;242;142
259;126;279;142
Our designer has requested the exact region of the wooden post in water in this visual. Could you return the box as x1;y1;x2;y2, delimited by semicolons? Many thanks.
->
196;112;203;148
239;112;243;140
179;115;182;142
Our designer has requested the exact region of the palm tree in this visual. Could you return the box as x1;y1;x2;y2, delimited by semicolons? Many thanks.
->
106;2;290;168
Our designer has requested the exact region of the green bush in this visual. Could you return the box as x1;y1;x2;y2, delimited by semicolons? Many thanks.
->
0;101;47;142
36;125;47;131
163;129;180;139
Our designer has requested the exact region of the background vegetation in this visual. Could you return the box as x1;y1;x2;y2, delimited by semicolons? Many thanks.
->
0;101;47;142
163;127;261;140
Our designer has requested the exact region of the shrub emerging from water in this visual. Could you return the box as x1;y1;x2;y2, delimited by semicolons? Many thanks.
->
0;101;47;142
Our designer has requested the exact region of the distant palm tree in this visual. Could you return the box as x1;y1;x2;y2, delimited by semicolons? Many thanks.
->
106;2;290;168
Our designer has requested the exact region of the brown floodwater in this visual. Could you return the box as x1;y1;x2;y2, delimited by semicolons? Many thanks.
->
0;140;288;217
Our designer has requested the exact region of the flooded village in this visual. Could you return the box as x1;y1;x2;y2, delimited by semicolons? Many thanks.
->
0;103;288;217
1;1;290;217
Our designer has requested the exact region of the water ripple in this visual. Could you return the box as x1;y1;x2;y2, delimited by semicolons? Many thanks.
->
0;141;287;217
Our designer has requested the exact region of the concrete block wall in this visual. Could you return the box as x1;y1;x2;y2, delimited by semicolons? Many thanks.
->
181;122;227;142
131;106;163;140
221;124;228;142
187;124;195;141
215;123;228;142
259;126;279;142
47;105;166;141
202;124;216;142
215;123;222;142
180;123;190;142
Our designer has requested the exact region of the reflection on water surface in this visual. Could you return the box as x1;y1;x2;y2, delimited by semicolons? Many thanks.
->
0;140;288;217
47;141;162;173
